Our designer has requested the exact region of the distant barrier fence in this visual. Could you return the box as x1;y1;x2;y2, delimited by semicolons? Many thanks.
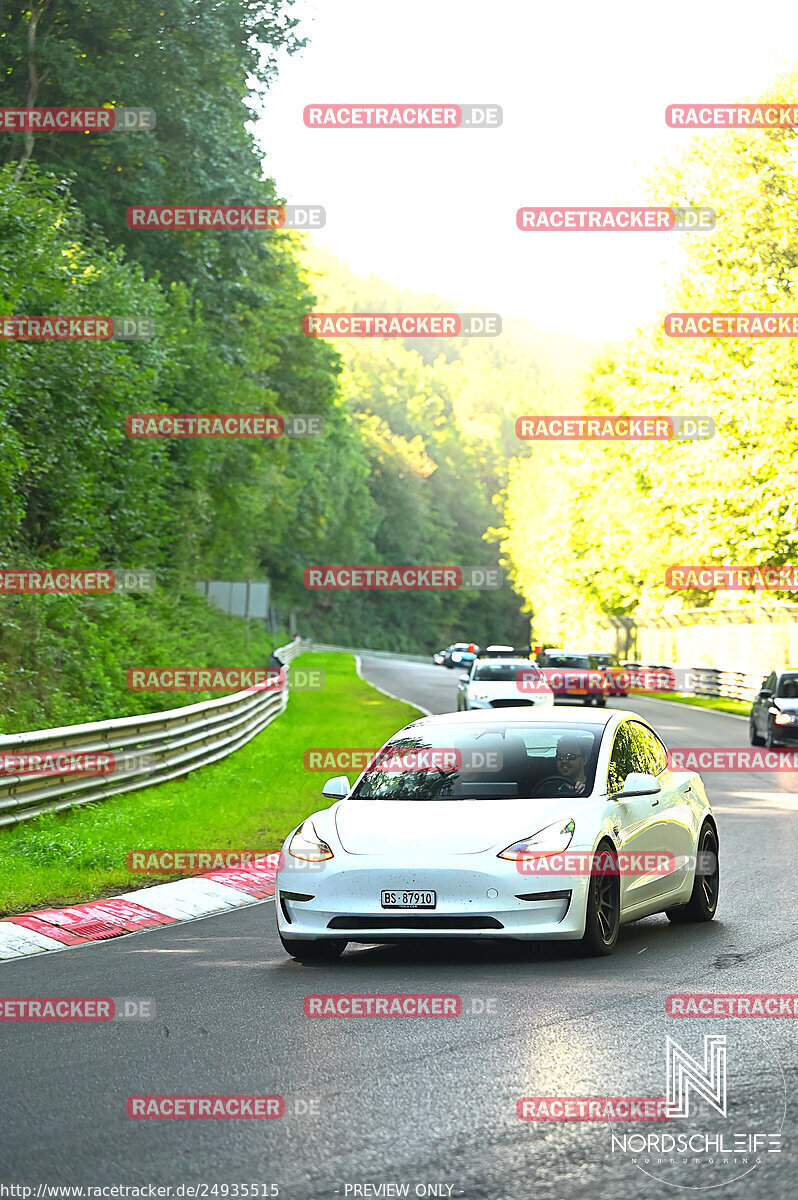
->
604;606;798;682
624;663;762;704
0;639;310;829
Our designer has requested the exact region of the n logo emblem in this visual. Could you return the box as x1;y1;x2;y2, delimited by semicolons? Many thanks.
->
666;1035;727;1118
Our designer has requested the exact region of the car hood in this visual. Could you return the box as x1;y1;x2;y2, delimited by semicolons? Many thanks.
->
332;797;590;856
773;699;798;712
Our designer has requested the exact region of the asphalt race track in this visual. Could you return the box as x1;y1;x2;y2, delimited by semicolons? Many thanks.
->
1;654;797;1199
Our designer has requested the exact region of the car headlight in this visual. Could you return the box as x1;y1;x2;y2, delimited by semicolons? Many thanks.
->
288;820;334;862
774;711;795;725
497;818;575;861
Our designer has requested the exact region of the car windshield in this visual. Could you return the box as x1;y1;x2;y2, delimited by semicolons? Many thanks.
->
543;653;591;669
777;674;798;698
348;722;603;800
472;661;540;682
452;643;470;651
590;654;617;667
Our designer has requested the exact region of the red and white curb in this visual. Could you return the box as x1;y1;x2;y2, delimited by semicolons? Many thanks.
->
0;853;280;961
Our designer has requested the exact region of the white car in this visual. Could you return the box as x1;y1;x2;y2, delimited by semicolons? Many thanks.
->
275;708;719;961
457;656;554;710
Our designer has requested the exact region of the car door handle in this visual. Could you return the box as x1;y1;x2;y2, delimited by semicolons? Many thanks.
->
651;798;660;806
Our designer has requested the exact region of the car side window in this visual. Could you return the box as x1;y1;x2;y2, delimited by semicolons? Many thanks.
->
628;721;667;776
607;724;635;793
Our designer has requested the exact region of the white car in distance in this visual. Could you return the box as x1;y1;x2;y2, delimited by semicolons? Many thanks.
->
457;656;554;710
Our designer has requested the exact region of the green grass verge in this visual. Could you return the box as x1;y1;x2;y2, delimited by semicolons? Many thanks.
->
637;691;749;717
0;653;419;916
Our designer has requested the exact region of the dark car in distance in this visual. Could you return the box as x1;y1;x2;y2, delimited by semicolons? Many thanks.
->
535;648;608;706
433;642;480;669
589;651;630;697
749;669;798;747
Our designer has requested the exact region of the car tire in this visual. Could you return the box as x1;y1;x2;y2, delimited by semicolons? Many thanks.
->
278;931;347;963
594;697;607;708
666;823;719;924
765;722;779;750
578;842;620;956
749;716;765;746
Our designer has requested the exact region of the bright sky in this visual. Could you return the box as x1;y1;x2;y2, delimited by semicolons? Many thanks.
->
255;0;798;341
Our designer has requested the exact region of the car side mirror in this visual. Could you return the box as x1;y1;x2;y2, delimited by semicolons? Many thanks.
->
611;771;661;800
321;775;349;799
458;673;470;683
758;688;773;700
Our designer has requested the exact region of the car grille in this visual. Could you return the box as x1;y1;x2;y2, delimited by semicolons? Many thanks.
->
489;699;534;708
326;915;504;930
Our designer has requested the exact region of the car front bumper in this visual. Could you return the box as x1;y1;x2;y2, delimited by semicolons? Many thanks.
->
275;856;591;941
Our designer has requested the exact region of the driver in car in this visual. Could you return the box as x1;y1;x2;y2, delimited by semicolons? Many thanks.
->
555;734;591;794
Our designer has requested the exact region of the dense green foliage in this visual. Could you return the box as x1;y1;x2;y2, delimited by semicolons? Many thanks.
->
0;1;573;729
500;67;798;646
0;652;419;913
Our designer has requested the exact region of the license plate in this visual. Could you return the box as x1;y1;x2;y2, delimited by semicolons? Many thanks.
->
381;890;436;909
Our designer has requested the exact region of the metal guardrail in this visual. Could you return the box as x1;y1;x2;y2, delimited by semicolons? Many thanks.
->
0;639;311;828
624;662;763;704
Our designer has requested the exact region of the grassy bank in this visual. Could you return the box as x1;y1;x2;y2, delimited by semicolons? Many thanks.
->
0;653;419;915
0;589;287;734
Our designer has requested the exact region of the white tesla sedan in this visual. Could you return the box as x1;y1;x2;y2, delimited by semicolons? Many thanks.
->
457;656;555;710
276;708;718;961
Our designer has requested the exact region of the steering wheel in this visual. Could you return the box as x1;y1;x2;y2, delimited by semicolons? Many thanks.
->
531;774;579;797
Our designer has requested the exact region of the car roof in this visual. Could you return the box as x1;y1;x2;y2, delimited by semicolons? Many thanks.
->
405;706;619;729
